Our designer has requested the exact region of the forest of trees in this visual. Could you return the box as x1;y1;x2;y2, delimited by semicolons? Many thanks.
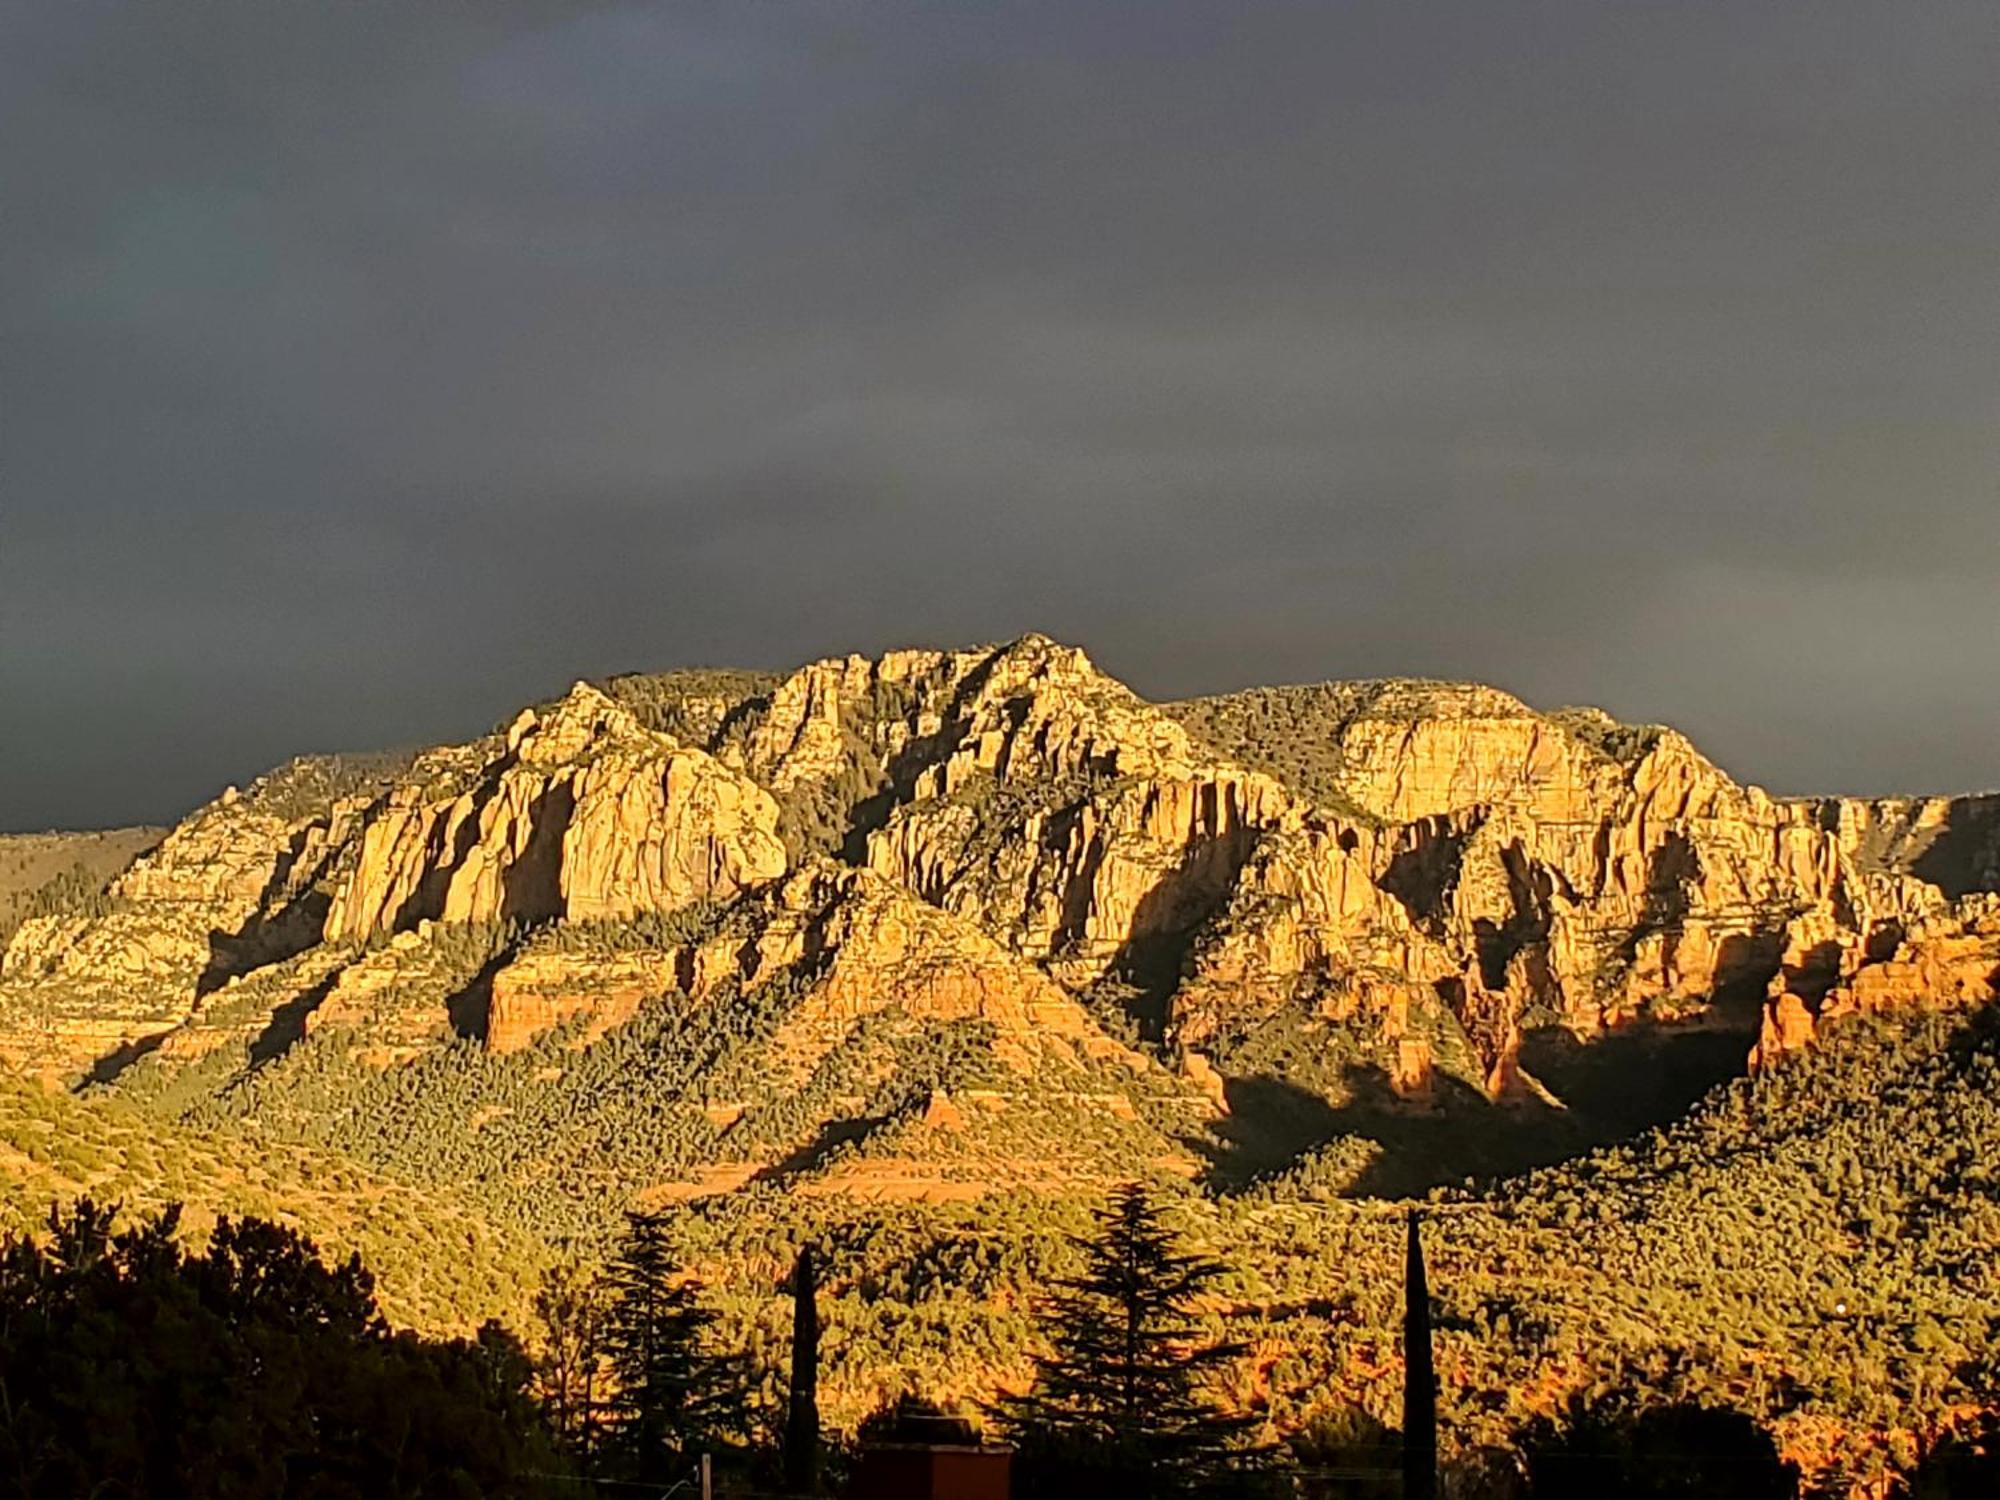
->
0;1200;556;1498
13;793;2000;1500
9;989;2000;1494
5;1184;1997;1497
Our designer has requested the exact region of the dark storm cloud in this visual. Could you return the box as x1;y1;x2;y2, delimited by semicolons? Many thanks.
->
4;0;1997;828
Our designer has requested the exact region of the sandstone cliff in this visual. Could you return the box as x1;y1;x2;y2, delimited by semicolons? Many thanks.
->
323;683;786;941
0;687;784;1079
2;633;1993;1175
1164;680;1965;1091
1783;791;2000;899
479;859;1142;1075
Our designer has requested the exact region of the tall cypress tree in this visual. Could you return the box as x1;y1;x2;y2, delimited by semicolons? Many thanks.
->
599;1209;746;1486
1403;1211;1437;1500
783;1244;821;1494
999;1182;1251;1496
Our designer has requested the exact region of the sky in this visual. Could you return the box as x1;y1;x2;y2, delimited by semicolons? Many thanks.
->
3;1;1998;829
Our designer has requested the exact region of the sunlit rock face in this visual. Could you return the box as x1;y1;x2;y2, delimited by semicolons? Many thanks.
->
1;633;1992;1103
322;683;787;942
1751;901;2000;1068
1159;680;1966;1091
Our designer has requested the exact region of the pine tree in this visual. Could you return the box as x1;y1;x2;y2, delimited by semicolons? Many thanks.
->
783;1244;820;1494
1000;1182;1252;1496
1402;1211;1437;1500
599;1209;747;1486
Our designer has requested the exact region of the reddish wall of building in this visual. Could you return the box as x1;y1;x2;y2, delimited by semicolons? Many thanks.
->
850;1446;1011;1500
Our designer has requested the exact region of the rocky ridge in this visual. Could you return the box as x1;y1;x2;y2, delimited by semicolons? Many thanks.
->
1;634;1993;1198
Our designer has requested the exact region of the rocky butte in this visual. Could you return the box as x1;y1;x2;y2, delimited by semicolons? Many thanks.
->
1;633;1997;1197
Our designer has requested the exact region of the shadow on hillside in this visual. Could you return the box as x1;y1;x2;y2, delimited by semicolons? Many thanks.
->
1910;799;2000;899
1096;865;1247;1044
196;891;332;999
247;971;343;1067
1196;1074;1344;1184
1518;1010;1758;1144
195;816;386;1004
1196;1013;1760;1196
751;1114;889;1183
443;952;516;1045
83;1030;170;1088
195;824;342;997
1192;1068;1580;1197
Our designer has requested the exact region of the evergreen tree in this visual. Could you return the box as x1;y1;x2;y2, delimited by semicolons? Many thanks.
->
1520;1396;1799;1498
1403;1211;1437;1500
784;1244;821;1494
1000;1182;1252;1496
599;1208;747;1486
0;1198;562;1499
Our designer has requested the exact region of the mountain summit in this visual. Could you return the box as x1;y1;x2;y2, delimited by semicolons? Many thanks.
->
3;634;1997;1214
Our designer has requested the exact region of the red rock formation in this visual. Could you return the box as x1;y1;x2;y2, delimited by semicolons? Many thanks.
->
3;632;1992;1115
324;684;785;943
483;951;674;1055
1751;906;2000;1066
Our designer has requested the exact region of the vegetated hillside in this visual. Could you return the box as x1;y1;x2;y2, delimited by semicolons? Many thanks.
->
47;991;1976;1487
1160;680;1666;822
1783;789;2000;900
1160;680;1652;826
615;1000;2000;1489
1;633;1997;1489
595;666;783;746
125;930;1197;1245
5;632;1994;1216
2;953;1989;1492
0;826;162;947
0;1066;548;1334
1257;997;2000;1487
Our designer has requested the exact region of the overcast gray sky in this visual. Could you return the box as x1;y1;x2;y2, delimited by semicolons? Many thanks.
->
4;1;1997;829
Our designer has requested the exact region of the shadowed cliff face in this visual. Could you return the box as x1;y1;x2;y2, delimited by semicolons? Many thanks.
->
1784;792;2000;901
0;633;1992;1199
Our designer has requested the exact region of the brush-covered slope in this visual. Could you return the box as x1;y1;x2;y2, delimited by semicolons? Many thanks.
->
636;999;2000;1486
2;634;1995;1236
0;1064;546;1333
0;826;164;947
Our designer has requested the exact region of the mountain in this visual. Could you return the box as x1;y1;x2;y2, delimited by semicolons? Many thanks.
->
2;633;1997;1481
6;634;1993;1114
0;826;163;950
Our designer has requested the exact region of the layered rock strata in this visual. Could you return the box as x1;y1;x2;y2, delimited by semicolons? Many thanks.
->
1;634;1991;1118
324;684;785;941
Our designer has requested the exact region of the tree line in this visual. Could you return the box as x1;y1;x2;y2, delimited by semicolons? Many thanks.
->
1;1186;1996;1497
